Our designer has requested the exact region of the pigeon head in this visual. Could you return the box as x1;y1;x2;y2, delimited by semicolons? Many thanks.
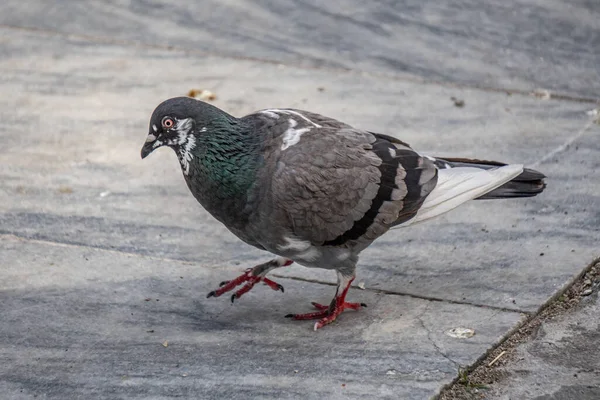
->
141;96;221;160
141;97;257;192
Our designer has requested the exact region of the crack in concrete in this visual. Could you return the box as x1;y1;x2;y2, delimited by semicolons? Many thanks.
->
1;24;598;105
1;233;529;314
416;304;461;369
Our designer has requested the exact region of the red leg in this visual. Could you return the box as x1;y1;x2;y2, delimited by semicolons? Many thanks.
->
206;258;292;302
285;275;367;330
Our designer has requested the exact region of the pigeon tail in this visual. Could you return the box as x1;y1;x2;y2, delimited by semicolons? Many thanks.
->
434;157;547;199
398;160;526;227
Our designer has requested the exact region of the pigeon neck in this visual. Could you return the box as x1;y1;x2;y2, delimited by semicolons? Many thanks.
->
184;118;260;218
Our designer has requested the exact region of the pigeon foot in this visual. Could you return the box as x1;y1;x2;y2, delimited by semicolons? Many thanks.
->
284;276;366;330
206;258;292;302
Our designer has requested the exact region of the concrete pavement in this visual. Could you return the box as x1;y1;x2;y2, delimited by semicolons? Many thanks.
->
0;2;599;399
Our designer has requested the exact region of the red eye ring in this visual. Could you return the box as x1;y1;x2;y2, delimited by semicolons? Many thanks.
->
162;117;174;129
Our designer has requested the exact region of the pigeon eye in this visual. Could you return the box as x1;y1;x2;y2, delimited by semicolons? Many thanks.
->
162;117;174;129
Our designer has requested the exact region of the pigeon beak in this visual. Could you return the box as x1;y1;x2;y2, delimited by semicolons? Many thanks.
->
141;134;161;159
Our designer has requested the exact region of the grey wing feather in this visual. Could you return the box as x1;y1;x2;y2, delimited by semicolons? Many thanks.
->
271;128;382;244
258;109;438;248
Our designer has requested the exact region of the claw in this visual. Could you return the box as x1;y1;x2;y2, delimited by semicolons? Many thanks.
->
219;280;230;287
231;294;237;303
207;291;216;298
263;277;284;293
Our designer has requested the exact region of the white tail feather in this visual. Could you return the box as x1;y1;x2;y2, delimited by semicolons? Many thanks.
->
399;164;523;227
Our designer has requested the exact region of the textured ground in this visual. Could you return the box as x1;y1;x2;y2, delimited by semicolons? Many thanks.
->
1;2;599;399
488;295;600;400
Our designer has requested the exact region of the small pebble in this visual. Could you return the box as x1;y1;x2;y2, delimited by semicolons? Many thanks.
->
531;88;551;100
58;186;73;194
581;289;593;296
450;96;465;107
445;327;476;339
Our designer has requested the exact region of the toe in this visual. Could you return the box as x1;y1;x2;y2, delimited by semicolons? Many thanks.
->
310;302;329;310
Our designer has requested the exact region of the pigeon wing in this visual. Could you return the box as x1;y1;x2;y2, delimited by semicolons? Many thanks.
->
264;114;438;247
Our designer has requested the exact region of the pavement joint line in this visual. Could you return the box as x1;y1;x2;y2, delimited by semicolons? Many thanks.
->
2;23;599;105
2;232;528;313
270;274;531;314
531;116;598;167
0;232;199;266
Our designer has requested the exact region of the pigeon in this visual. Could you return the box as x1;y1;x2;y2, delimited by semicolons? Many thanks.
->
141;97;546;330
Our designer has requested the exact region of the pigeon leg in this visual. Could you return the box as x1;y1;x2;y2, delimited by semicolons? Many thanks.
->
206;257;293;302
285;273;366;330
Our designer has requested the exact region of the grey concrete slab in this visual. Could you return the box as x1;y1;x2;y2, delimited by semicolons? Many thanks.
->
0;235;524;399
485;285;600;399
2;0;599;98
1;28;598;313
